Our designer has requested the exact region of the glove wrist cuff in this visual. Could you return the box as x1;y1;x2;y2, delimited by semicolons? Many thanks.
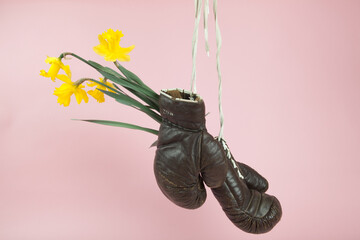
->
159;89;206;130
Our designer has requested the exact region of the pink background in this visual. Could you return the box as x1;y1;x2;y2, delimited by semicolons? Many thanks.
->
1;0;360;239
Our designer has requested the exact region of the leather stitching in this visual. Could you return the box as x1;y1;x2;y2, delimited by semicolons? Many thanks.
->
162;118;204;132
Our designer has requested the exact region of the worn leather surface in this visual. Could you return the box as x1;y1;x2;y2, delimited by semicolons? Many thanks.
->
211;139;282;234
154;91;228;209
154;90;282;233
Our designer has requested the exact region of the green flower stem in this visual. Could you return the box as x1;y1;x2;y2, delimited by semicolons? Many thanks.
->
73;78;89;86
59;52;91;67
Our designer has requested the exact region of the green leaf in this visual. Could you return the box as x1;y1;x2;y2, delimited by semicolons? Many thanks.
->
88;60;125;79
99;89;162;123
112;83;124;93
99;89;141;108
105;73;159;111
73;119;159;135
125;87;160;112
86;60;103;69
87;79;122;95
114;61;144;85
114;61;158;96
89;61;159;102
88;72;158;110
87;60;159;110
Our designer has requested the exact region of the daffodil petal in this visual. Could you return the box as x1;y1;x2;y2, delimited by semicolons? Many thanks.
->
45;57;59;64
73;87;88;104
93;29;134;62
42;56;71;81
40;70;56;81
63;65;72;78
88;89;105;103
87;81;97;87
54;83;74;107
56;74;72;84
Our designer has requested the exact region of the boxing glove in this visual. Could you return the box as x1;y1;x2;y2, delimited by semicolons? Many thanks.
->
211;138;282;234
154;89;228;209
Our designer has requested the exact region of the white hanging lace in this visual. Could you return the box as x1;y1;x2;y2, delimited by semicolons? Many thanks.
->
213;0;224;139
190;0;203;94
191;0;225;139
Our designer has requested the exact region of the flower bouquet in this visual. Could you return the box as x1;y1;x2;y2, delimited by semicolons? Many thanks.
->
41;28;160;135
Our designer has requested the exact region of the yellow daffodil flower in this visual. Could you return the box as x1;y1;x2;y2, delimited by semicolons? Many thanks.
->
40;57;71;81
93;29;135;62
53;74;88;107
87;78;116;103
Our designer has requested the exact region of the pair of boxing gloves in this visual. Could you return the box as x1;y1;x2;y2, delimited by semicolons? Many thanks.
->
154;89;282;234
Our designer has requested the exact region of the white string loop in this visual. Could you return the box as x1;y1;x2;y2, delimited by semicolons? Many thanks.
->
190;0;203;94
191;0;225;139
204;0;210;56
213;0;224;139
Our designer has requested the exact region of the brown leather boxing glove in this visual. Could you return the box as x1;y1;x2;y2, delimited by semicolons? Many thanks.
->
154;89;228;209
237;162;269;193
211;139;282;234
